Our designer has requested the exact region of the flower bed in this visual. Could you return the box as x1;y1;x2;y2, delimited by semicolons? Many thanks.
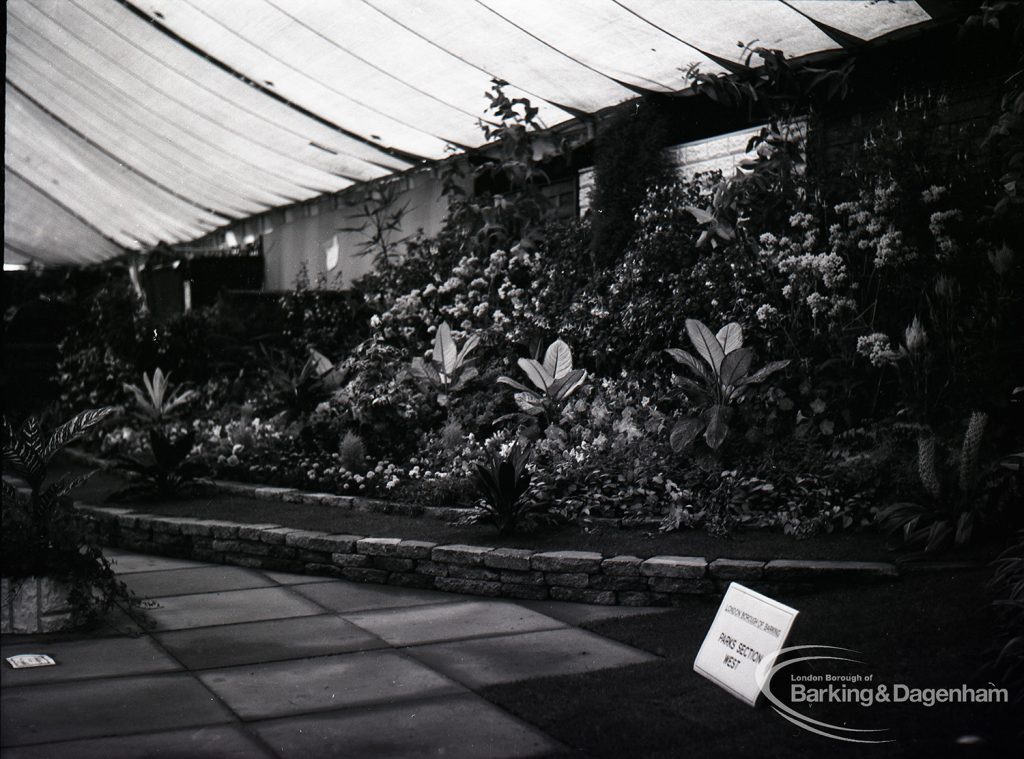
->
51;73;1021;558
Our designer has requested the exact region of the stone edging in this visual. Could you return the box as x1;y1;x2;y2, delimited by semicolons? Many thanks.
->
78;503;900;607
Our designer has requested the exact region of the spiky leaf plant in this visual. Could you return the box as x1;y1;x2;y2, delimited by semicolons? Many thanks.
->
2;408;144;627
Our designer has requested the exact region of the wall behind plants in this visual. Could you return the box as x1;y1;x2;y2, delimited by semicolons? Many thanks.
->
234;168;451;291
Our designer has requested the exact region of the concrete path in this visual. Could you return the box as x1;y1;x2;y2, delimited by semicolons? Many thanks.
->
2;549;666;758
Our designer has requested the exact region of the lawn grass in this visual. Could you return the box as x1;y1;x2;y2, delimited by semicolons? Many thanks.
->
480;568;1019;758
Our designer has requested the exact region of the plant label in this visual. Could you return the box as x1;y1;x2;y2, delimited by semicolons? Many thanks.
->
5;654;57;669
694;582;798;706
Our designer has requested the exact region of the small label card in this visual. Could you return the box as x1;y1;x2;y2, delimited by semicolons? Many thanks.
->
6;654;57;669
694;582;798;706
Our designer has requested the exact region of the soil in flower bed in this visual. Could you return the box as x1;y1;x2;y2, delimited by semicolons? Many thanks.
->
481;568;1018;758
64;461;996;563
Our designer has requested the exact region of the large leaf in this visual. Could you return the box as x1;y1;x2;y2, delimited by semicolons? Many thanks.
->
433;322;458;375
496;375;535;395
664;348;712;382
4;419;45;486
670;417;705;452
954;511;975;547
737;359;791;386
716;323;744;354
39;471;96;510
518;358;552;391
685;318;725;373
719;348;753;387
411;357;441;387
702;405;731;450
307;349;334;377
43;407;116;461
514;393;543;414
149;368;171;411
676;376;713;404
542;340;573;380
455;334;480;368
685;206;715;224
450;366;478;391
124;382;155;418
550;369;586;401
163;389;197;416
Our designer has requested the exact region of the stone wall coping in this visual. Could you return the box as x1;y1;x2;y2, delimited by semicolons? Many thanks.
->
74;503;917;608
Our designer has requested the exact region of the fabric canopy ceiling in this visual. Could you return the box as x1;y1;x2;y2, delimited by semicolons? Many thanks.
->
4;0;938;266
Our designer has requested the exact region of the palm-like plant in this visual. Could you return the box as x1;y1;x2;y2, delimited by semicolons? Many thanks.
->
497;339;587;424
117;368;200;497
124;368;196;424
261;347;344;419
665;319;789;452
474;441;534;535
410;322;479;406
2;408;114;575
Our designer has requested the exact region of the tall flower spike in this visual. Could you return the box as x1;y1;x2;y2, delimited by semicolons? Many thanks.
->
917;432;942;501
904;316;927;354
958;412;988;495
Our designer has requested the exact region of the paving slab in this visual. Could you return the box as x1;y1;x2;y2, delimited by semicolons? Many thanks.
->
405;627;657;688
345;600;566;647
0;725;273;759
0;673;235;747
122;565;278;599
260;570;337;585
106;553;208;574
518;598;673;626
288;579;466;613
252;693;563;759
1;636;181;686
155;614;387;670
198;650;464;720
144;587;323;631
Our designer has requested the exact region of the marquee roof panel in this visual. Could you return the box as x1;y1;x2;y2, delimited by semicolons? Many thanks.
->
4;170;126;265
4;0;940;266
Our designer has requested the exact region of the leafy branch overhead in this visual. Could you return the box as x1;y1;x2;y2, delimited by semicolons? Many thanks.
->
666;319;789;452
682;44;855;243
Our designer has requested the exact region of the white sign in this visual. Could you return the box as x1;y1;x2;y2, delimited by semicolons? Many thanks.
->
5;654;57;669
694;582;798;706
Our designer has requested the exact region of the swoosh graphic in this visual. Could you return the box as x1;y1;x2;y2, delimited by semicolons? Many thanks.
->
756;644;894;744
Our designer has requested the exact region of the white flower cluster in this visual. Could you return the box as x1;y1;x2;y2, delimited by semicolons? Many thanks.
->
856;333;899;367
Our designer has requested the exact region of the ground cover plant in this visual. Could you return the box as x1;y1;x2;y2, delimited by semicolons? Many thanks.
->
52;26;1022;558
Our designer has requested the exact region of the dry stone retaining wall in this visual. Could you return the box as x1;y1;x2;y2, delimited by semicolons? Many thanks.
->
79;503;899;606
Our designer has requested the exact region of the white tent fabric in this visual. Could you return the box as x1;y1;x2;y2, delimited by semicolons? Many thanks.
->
4;0;938;266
